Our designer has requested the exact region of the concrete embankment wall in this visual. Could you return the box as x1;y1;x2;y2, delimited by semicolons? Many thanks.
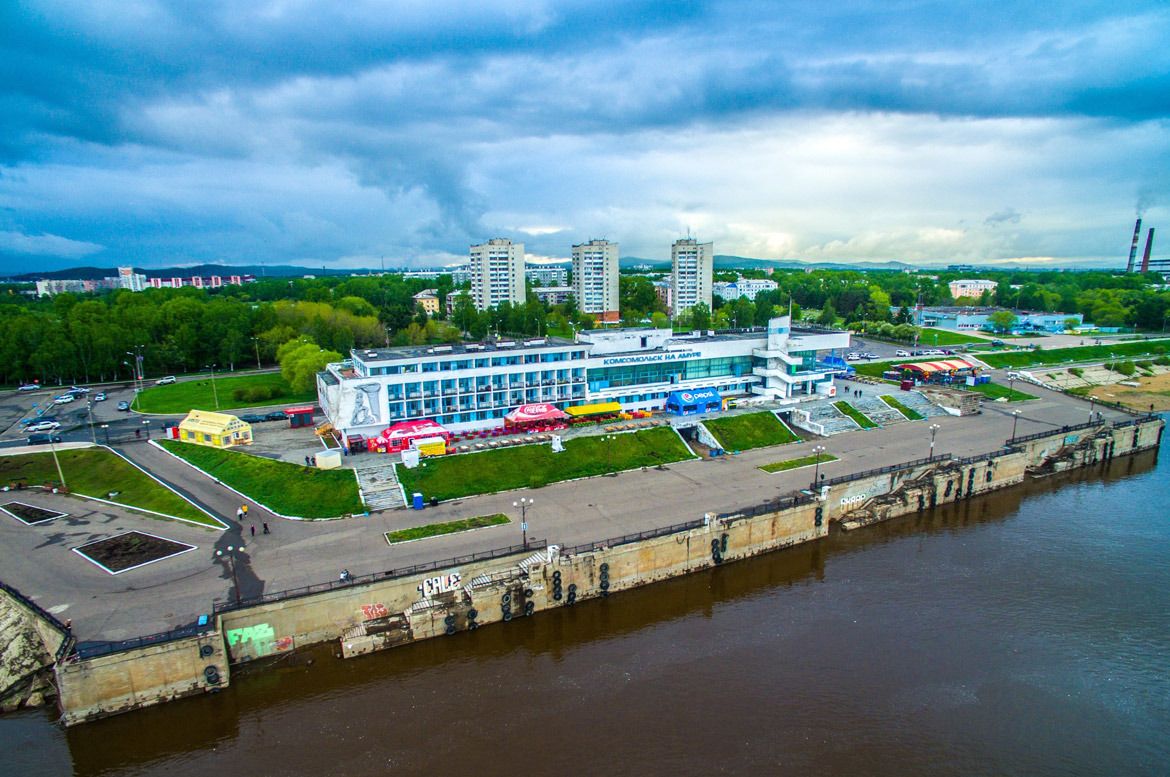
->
0;584;68;711
55;631;228;726
51;418;1163;725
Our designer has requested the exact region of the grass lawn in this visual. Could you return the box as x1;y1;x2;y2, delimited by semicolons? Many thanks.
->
385;513;510;544
703;412;800;451
135;372;315;414
910;329;989;346
853;362;899;379
158;440;363;518
396;426;694;502
879;394;924;420
979;340;1170;370
759;453;839;473
0;448;219;526
833;401;878;429
963;382;1037;402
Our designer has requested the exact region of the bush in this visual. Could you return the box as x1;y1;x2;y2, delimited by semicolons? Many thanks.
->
1068;367;1083;377
1156;356;1170;366
1106;361;1137;376
231;385;287;403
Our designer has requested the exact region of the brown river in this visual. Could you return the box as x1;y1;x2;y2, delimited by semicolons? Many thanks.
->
4;447;1169;776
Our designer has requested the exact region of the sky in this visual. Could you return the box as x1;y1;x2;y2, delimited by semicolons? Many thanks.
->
1;0;1168;274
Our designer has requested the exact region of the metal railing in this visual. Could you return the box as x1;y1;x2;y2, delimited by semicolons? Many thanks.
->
73;621;216;660
953;447;1019;466
559;520;708;557
212;539;544;614
0;578;71;636
1008;419;1104;445
821;454;952;487
718;490;818;521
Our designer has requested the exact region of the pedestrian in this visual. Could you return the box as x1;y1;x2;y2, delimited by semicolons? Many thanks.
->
242;505;248;519
236;507;243;522
251;524;256;537
263;521;270;534
305;455;311;466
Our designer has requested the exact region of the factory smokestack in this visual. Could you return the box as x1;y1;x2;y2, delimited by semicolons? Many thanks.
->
1139;228;1155;273
1126;218;1142;272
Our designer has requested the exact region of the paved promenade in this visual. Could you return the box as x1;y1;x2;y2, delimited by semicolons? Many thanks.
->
0;383;1137;642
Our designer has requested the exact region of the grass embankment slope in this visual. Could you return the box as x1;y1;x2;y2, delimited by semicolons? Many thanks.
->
963;382;1036;402
159;440;362;518
0;448;218;526
703;412;800;451
833;401;878;429
759;453;838;473
385;514;510;544
879;394;924;420
397;427;694;502
978;340;1170;370
136;372;315;414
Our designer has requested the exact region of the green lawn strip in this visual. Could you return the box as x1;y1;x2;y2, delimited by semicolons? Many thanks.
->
158;440;363;518
0;448;219;527
978;340;1170;370
833;401;878;429
878;394;924;420
759;453;839;473
962;382;1037;402
702;412;801;451
396;427;693;502
136;372;315;414
862;329;988;346
385;513;510;544
853;362;899;379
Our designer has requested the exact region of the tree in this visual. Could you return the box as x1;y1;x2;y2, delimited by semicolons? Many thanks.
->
651;312;670;329
1063;318;1080;332
987;310;1018;333
817;303;837;326
689;303;712;331
278;338;343;393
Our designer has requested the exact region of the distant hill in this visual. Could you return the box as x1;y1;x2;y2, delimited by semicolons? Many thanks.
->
3;263;354;282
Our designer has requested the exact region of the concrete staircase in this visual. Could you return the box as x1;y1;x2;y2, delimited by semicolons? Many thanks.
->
806;402;861;436
895;391;949;418
351;457;406;511
854;395;906;425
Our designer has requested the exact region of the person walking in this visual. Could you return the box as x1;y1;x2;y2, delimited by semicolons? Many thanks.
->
242;505;249;520
250;524;256;537
236;506;243;522
263;521;270;534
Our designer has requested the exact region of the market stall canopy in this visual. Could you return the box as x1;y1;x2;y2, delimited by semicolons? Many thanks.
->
565;402;623;417
894;359;978;373
380;419;449;443
665;387;722;415
505;403;569;425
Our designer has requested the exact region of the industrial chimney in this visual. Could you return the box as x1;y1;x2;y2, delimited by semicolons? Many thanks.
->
1126;218;1143;272
1139;228;1155;273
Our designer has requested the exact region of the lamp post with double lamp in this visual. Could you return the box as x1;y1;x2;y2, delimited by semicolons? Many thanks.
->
142;419;151;440
811;445;826;491
125;345;145;409
204;363;219;410
216;546;241;604
513;497;533;548
1007;373;1015;402
602;434;617;474
100;423;110;445
928;423;941;459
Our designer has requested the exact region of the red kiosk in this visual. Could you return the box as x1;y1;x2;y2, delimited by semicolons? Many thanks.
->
372;419;451;453
283;406;314;428
504;403;570;432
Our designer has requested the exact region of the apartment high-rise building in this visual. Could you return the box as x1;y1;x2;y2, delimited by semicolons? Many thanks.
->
571;239;620;323
470;238;525;311
671;239;713;314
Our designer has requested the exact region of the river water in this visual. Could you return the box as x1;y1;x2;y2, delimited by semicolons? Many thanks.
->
5;448;1169;776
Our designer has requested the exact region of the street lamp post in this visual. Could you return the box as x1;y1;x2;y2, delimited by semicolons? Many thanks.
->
252;337;262;370
513;497;533;548
811;445;826;491
216;546;241;604
929;423;941;459
100;423;110;445
205;363;219;409
1011;409;1020;439
1008;374;1015;402
602;434;617;474
47;435;66;491
142;419;151;440
86;397;97;444
1089;397;1096;424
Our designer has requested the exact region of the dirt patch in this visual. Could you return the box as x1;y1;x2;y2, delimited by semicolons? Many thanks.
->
73;531;196;574
1;501;67;525
1087;371;1170;412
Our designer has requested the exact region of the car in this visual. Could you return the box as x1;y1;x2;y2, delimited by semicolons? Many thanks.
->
17;383;39;392
239;414;266;423
846;353;861;361
264;411;286;422
895;349;910;357
53;394;75;405
991;339;1005;347
93;392;107;401
27;420;61;432
861;352;878;359
67;386;90;395
155;376;176;385
27;433;63;445
116;400;131;411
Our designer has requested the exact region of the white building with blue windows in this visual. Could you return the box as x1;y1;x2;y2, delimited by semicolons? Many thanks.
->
317;317;851;438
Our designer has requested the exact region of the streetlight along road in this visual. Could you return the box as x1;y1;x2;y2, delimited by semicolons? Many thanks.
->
513;497;533;548
928;423;941;458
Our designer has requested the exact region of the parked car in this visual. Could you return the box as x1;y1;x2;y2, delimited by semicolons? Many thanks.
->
17;383;39;392
52;394;75;405
861;352;878;359
155;376;177;385
93;392;107;401
990;339;1005;347
27;433;63;445
846;353;861;361
27;420;61;432
264;411;286;422
67;386;89;395
239;413;266;423
895;349;910;357
116;400;131;411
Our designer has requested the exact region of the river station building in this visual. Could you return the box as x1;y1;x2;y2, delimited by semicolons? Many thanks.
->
316;317;851;439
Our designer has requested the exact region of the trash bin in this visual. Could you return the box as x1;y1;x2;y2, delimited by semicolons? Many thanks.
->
412;492;424;510
429;496;439;507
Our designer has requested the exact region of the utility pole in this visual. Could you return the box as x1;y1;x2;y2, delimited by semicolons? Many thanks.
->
252;337;262;370
206;364;219;409
86;397;97;444
48;436;66;491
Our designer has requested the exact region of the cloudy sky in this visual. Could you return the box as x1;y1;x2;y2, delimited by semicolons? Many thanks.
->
1;0;1168;273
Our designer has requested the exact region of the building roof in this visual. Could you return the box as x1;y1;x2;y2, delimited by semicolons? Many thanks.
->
894;359;978;373
565;402;622;416
179;410;250;435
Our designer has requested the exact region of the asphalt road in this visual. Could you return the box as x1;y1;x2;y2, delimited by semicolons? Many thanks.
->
0;381;1140;643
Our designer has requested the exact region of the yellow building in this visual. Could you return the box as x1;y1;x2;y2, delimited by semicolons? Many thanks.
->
178;410;253;448
413;289;440;315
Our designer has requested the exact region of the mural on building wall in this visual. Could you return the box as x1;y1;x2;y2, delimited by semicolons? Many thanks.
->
350;383;382;426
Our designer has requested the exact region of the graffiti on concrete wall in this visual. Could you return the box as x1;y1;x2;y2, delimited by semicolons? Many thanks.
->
226;622;293;656
361;603;389;620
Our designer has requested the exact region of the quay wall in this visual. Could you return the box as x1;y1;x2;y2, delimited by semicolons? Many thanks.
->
53;417;1164;725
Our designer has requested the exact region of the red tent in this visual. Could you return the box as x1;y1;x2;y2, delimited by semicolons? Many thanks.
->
504;403;569;427
377;419;450;452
